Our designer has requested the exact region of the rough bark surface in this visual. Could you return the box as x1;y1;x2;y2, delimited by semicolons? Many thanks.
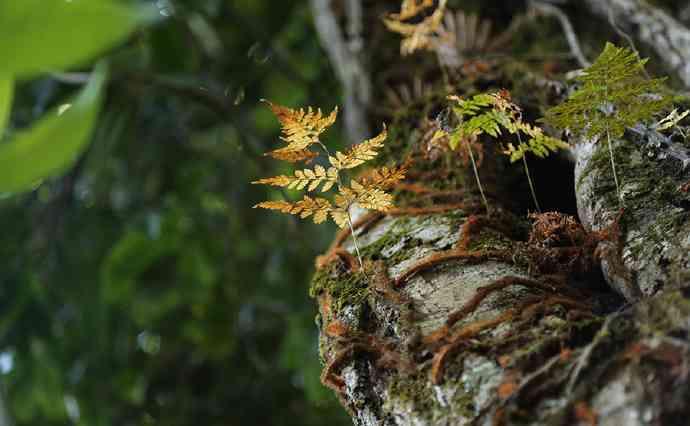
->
583;0;690;87
574;128;690;301
309;1;690;425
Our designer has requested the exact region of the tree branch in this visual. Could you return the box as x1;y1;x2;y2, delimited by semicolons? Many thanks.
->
310;0;372;144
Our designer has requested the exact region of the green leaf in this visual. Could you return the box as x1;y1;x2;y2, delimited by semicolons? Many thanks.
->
0;63;108;194
0;0;157;78
0;76;12;135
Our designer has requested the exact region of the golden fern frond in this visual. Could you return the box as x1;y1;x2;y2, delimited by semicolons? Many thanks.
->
349;180;394;211
254;196;332;224
264;148;318;163
360;164;408;189
329;127;387;169
293;196;333;224
252;165;338;192
293;165;339;192
330;209;350;229
251;175;293;187
252;200;295;214
384;0;447;55
262;100;338;151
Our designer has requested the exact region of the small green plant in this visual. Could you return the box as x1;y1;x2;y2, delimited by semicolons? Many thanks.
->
543;42;672;200
434;90;569;212
252;100;406;269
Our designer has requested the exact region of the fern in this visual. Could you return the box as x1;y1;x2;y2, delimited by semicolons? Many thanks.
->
437;91;568;212
655;108;689;139
252;101;406;268
543;42;672;200
383;0;447;56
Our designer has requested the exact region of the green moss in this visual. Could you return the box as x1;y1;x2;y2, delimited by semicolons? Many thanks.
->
638;290;690;334
309;266;369;313
576;133;690;267
387;374;437;417
466;228;514;251
385;357;480;422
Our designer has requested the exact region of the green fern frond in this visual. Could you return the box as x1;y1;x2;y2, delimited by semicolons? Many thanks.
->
543;42;671;139
542;42;672;201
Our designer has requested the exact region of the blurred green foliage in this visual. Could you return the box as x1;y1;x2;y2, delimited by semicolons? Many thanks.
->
0;0;349;425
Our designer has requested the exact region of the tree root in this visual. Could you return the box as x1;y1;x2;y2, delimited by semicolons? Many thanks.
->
394;249;511;287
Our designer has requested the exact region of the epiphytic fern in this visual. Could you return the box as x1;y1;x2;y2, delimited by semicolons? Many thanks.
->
434;90;569;212
543;42;672;200
253;100;406;268
655;108;689;139
383;0;447;56
262;100;338;163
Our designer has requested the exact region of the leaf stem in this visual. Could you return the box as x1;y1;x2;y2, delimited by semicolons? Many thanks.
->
465;138;490;213
316;140;367;273
515;130;541;213
605;128;622;201
346;211;365;270
522;155;541;213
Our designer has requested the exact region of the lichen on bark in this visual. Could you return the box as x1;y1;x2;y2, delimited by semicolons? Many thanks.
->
308;1;690;424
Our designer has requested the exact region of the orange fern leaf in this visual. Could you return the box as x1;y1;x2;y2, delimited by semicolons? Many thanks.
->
349;180;394;211
262;100;337;152
383;0;447;55
329;126;387;169
360;164;408;189
292;165;339;192
252;165;338;192
254;196;333;224
252;200;295;214
264;148;318;163
251;175;293;187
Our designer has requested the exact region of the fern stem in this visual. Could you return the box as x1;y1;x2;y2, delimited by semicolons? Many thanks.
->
516;131;541;213
315;140;366;274
465;138;490;213
605;128;622;201
522;155;542;213
346;211;365;271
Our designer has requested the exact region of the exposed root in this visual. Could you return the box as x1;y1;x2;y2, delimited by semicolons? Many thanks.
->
431;311;516;384
369;260;412;306
394;249;511;287
566;314;615;393
321;322;414;394
457;214;488;250
315;247;362;271
423;273;594;384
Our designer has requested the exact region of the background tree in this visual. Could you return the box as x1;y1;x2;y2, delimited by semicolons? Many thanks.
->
0;1;350;425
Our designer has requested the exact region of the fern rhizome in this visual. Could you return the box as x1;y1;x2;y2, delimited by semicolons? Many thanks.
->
543;42;672;200
252;100;406;270
434;90;569;213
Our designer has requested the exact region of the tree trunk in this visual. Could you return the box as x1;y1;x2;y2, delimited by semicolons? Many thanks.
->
310;1;690;425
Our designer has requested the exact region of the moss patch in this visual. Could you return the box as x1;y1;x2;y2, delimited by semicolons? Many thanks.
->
309;265;369;314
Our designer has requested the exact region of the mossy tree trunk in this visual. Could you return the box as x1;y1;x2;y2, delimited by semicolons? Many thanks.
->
310;1;690;425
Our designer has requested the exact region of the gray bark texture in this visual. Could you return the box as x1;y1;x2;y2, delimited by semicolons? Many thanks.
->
309;1;690;425
582;0;690;87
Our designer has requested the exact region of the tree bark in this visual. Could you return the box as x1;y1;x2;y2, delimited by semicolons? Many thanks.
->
310;2;690;425
582;0;690;88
